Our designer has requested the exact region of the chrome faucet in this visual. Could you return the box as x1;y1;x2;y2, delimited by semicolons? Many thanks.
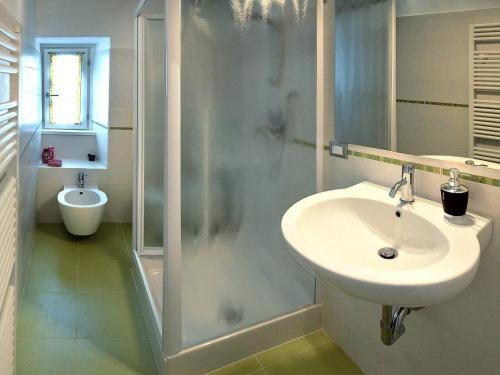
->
78;172;86;189
389;164;415;203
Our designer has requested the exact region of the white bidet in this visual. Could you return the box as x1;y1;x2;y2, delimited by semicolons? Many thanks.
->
58;186;108;236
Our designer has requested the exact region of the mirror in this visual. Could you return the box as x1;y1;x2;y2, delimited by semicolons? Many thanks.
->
334;0;393;151
334;0;500;171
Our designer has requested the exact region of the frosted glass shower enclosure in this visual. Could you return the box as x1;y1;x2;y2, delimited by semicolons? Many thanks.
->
134;0;321;371
134;0;165;334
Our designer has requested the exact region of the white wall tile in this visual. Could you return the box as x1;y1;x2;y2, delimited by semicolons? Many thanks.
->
41;134;98;160
109;108;133;128
102;202;132;223
36;0;136;49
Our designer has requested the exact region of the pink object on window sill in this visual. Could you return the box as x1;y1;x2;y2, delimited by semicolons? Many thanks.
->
48;146;55;160
42;148;50;163
48;159;62;167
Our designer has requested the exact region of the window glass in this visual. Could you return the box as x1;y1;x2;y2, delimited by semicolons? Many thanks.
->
48;52;84;126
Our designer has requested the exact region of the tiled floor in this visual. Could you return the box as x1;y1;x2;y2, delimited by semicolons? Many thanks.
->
206;330;363;375
17;223;362;375
16;223;158;375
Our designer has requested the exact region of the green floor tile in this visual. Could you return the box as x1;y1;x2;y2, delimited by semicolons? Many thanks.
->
18;223;155;375
256;330;331;367
264;351;336;374
36;223;77;241
78;244;131;264
264;342;362;375
303;330;334;347
31;235;78;262
78;223;125;244
208;331;362;375
78;261;134;293
77;292;147;338
76;339;157;375
26;261;77;293
21;226;360;375
78;225;130;264
315;342;363;375
16;338;76;375
17;291;76;338
120;223;133;239
207;356;261;375
125;237;133;254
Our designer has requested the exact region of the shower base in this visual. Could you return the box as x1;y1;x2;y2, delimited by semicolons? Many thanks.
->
133;248;322;374
139;255;163;319
136;231;315;345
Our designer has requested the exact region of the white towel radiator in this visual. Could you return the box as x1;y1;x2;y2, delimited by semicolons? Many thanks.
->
469;23;500;163
0;18;19;375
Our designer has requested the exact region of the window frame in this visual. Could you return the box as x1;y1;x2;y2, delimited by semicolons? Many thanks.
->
42;45;92;130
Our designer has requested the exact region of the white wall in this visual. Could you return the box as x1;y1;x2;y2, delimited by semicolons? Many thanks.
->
321;152;500;374
35;0;136;223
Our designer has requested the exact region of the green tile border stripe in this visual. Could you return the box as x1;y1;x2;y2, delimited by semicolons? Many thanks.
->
229;135;500;187
110;127;133;131
397;99;469;108
291;138;316;149
346;149;500;187
443;169;500;187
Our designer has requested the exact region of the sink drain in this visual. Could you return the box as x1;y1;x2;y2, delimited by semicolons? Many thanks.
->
378;247;398;259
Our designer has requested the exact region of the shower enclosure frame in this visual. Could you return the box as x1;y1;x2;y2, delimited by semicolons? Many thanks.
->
135;6;164;257
133;0;328;373
132;0;166;364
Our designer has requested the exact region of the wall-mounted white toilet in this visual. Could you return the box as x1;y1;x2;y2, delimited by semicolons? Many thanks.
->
58;186;108;236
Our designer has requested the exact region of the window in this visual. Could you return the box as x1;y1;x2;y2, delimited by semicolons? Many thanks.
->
42;47;90;130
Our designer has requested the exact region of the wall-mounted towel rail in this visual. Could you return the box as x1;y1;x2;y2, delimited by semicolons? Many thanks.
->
469;24;500;163
0;178;16;310
0;17;18;375
0;102;17;111
0;286;15;375
0;122;16;138
0;39;17;52
0;21;18;41
0;52;16;64
0;111;17;123
0;65;17;74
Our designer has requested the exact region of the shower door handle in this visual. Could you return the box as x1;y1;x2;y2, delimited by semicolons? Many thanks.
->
45;93;59;98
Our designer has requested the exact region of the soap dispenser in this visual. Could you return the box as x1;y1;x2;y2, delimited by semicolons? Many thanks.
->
440;168;469;217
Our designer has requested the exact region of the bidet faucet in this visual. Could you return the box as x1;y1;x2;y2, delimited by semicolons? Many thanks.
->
389;164;415;203
78;172;86;189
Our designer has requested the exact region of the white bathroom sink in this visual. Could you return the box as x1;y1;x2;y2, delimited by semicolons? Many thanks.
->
281;182;492;307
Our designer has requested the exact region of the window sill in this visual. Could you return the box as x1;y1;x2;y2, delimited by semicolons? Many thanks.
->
42;129;96;136
38;158;106;170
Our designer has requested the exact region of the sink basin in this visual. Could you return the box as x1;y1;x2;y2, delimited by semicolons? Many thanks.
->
281;182;492;307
